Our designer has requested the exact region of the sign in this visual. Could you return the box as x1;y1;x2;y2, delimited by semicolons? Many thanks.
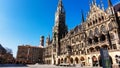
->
100;48;112;68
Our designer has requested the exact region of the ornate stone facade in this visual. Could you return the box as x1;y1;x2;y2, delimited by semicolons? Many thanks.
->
44;0;120;67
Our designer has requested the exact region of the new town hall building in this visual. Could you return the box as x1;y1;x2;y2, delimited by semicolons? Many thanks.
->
44;0;120;67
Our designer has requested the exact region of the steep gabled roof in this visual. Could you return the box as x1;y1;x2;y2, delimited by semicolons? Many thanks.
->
114;3;120;12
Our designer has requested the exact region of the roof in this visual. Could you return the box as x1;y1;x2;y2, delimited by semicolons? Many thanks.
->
114;3;120;12
0;44;6;52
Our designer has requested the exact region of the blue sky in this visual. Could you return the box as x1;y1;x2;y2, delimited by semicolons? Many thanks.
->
0;0;118;57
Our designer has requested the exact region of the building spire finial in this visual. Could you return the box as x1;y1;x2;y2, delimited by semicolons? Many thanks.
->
81;10;85;23
89;0;91;9
92;0;96;5
108;0;112;7
58;0;62;6
57;0;65;13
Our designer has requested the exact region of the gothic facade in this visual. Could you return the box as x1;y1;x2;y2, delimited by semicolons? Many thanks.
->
44;0;120;67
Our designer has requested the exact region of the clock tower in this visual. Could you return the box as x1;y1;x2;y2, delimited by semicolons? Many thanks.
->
52;0;68;64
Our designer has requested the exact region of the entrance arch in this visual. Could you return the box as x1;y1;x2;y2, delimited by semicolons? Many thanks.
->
100;34;106;42
80;57;85;61
92;56;98;66
58;59;60;64
70;58;73;64
75;57;79;64
61;58;63;63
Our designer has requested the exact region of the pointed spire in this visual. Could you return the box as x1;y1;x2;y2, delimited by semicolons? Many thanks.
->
93;0;95;5
108;0;112;7
89;0;91;9
48;34;50;41
81;10;85;23
57;0;65;13
58;0;62;7
92;0;96;5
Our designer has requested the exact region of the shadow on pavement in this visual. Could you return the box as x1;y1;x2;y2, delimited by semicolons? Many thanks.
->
0;64;28;67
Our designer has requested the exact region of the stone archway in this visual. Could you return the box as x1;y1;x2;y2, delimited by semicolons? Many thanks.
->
95;46;100;51
75;57;79;64
58;58;60;64
61;58;63;63
100;34;106;42
92;56;98;67
89;47;95;53
70;58;73;64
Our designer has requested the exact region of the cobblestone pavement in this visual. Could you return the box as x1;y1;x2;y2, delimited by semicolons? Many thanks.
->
0;64;103;68
28;64;102;68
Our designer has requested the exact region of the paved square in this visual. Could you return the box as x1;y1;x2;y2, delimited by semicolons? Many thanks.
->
0;64;103;68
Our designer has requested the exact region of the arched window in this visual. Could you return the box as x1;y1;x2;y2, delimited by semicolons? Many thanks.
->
93;20;95;24
101;16;104;20
100;25;106;33
95;19;98;23
99;17;101;22
100;34;106;41
94;36;98;43
95;46;100;51
88;38;92;44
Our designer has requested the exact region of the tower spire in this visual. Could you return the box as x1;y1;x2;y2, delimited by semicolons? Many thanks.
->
108;0;112;7
58;0;62;6
89;0;91;9
92;0;96;5
81;10;85;23
57;0;65;13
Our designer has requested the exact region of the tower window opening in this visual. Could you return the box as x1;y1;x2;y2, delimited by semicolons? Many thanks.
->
100;34;106;42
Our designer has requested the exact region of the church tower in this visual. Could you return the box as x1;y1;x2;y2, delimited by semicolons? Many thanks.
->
54;0;68;39
52;0;68;64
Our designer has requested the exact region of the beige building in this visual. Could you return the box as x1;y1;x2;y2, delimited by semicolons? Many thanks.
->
16;45;44;64
44;0;120;67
